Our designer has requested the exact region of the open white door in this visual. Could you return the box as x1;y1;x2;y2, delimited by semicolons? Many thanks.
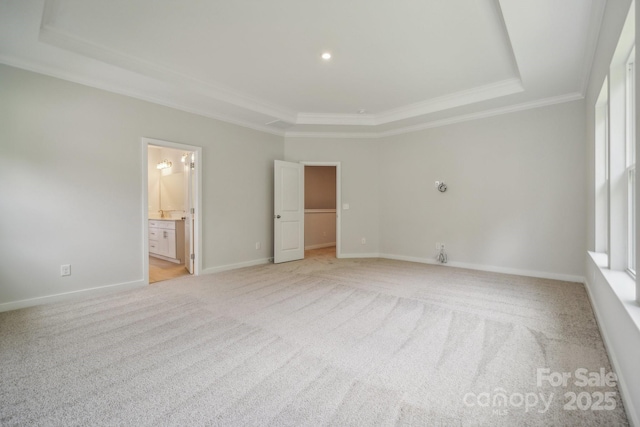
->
185;153;195;274
274;160;304;263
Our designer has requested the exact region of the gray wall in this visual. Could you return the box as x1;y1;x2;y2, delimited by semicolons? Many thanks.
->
0;64;283;308
378;100;587;278
285;138;380;255
285;101;587;279
0;62;595;302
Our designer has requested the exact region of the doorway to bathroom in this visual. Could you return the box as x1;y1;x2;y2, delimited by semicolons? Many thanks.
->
142;137;202;284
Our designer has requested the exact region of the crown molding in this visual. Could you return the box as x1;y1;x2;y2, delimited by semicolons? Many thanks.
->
285;131;379;139
2;0;588;140
39;0;524;129
1;52;582;141
35;23;528;131
296;113;376;126
0;54;286;137
374;77;524;125
294;78;524;126
377;92;584;137
285;92;584;139
38;22;299;124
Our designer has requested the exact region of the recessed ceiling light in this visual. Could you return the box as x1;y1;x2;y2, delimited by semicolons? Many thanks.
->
321;52;331;60
357;109;366;114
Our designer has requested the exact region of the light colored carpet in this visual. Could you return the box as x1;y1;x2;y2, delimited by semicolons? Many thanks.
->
0;251;628;426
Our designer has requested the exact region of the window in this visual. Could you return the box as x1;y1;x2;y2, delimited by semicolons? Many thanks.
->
626;49;636;275
595;80;609;256
593;1;636;287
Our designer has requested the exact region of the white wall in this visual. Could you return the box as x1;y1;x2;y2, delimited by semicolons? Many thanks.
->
377;101;587;280
0;64;283;309
285;138;380;255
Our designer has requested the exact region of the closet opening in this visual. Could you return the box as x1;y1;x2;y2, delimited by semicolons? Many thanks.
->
303;164;338;259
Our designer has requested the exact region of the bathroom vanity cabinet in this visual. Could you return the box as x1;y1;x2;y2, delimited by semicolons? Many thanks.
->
149;219;185;263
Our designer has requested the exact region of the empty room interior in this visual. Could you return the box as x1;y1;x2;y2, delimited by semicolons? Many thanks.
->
1;1;640;425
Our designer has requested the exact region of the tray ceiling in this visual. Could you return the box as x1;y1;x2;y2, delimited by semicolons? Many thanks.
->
0;0;603;136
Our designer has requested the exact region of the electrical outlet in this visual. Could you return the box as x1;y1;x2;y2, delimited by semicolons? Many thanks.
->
361;238;366;244
60;264;71;276
255;242;261;250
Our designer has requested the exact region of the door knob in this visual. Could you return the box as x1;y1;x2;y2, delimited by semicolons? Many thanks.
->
274;215;281;219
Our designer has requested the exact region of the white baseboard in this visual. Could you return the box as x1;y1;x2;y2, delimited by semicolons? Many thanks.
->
339;252;584;283
339;252;381;259
0;254;584;313
379;253;585;282
0;279;146;313
305;242;336;250
201;257;272;275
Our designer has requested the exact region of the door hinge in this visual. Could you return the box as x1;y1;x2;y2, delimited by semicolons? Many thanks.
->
190;162;195;169
190;253;195;260
190;208;195;214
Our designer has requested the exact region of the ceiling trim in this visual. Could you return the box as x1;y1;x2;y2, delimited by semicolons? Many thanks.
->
39;0;526;129
39;12;299;124
285;92;584;140
295;113;377;126
0;51;582;141
373;77;524;125
285;131;380;140
0;54;286;137
295;78;524;126
0;0;594;141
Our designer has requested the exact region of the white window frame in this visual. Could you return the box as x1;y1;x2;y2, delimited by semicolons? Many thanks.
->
626;48;636;277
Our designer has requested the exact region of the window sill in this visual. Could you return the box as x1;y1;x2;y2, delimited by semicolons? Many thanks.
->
588;251;640;330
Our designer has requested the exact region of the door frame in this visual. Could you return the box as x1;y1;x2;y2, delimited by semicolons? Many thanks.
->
301;161;342;258
142;137;202;283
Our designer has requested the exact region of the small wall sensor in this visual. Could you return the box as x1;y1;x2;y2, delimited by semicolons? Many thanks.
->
437;182;447;193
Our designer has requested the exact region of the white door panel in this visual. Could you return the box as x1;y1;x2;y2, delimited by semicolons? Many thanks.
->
274;160;304;263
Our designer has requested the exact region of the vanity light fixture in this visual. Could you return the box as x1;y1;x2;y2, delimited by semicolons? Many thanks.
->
156;159;172;170
181;153;188;163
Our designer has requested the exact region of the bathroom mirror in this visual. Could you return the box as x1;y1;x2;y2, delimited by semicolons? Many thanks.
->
160;172;185;211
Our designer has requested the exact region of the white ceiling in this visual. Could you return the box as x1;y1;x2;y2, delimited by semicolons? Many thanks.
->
0;0;603;137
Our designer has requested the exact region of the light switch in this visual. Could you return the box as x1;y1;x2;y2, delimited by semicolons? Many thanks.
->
343;203;350;210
